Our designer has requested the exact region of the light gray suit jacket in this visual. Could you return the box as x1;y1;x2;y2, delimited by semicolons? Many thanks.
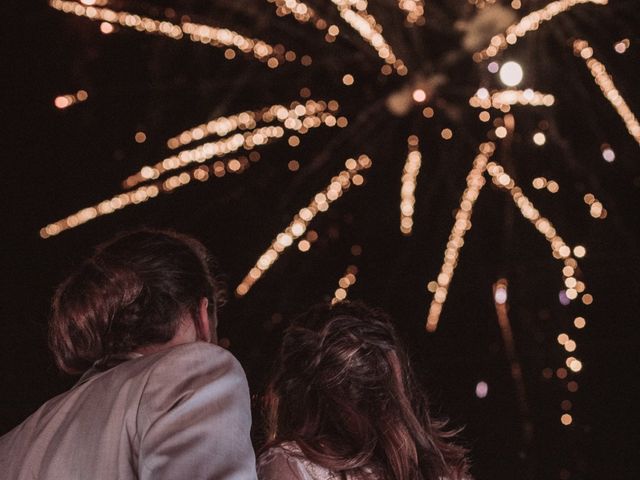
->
0;342;257;479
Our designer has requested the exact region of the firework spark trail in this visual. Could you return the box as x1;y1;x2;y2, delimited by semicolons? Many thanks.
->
493;279;533;442
473;0;609;62
573;39;640;146
236;155;372;297
41;183;158;239
40;154;249;239
485;161;588;305
487;161;574;260
427;151;587;331
165;100;337;150
124;108;340;189
123;111;336;188
426;142;496;332
267;0;328;30
469;89;555;110
167;110;261;151
332;264;359;304
125;103;342;188
488;161;589;393
49;0;293;65
582;192;607;220
123;126;287;189
400;136;422;235
54;90;89;109
398;0;426;25
41;114;341;238
330;0;406;72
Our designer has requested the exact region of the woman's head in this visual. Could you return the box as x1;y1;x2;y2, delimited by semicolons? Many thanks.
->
264;301;469;480
49;229;224;374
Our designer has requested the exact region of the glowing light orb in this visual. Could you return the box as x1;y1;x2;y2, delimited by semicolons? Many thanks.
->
100;22;113;34
475;381;489;399
573;245;586;258
499;61;524;87
559;290;570;306
54;96;70;109
494;286;507;304
602;147;615;162
342;74;354;86
533;132;546;145
574;317;586;329
412;88;426;102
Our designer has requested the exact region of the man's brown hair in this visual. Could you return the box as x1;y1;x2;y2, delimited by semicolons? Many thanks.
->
49;229;223;374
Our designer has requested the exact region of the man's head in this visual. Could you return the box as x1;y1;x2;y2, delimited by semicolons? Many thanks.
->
49;229;224;374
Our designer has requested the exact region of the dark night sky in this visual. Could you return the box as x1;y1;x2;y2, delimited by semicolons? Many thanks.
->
3;1;640;479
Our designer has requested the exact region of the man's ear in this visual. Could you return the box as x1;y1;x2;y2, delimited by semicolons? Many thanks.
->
197;297;212;343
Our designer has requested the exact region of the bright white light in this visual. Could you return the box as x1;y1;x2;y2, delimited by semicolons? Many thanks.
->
533;132;546;146
573;245;586;258
476;88;489;100
412;89;426;103
602;148;615;162
475;381;488;398
568;359;583;372
494;287;508;304
499;61;524;87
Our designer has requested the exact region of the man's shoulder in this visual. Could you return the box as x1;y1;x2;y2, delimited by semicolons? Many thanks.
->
135;342;250;433
146;341;240;372
138;342;246;400
67;342;243;404
0;343;253;480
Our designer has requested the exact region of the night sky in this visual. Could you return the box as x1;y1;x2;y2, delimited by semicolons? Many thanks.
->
3;1;640;479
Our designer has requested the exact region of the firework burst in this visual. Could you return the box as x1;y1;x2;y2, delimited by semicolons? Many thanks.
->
44;0;634;323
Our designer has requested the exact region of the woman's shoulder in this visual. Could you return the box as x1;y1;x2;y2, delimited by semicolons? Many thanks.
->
257;441;340;480
257;442;383;480
258;440;304;465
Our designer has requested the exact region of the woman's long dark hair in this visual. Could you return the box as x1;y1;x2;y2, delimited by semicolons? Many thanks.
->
263;301;470;480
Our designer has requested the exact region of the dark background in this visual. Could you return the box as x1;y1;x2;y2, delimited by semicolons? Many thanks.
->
3;1;640;479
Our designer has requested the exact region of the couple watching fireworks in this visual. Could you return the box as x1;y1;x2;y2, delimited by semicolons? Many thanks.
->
0;229;469;480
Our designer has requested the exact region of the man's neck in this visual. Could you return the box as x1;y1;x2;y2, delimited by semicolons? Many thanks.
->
134;320;199;356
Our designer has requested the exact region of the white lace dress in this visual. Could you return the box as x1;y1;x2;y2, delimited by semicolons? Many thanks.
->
257;442;379;480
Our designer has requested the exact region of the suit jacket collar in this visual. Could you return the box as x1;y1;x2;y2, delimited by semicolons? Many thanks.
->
76;352;144;387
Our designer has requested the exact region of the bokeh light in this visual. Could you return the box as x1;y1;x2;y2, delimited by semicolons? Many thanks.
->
499;61;524;87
